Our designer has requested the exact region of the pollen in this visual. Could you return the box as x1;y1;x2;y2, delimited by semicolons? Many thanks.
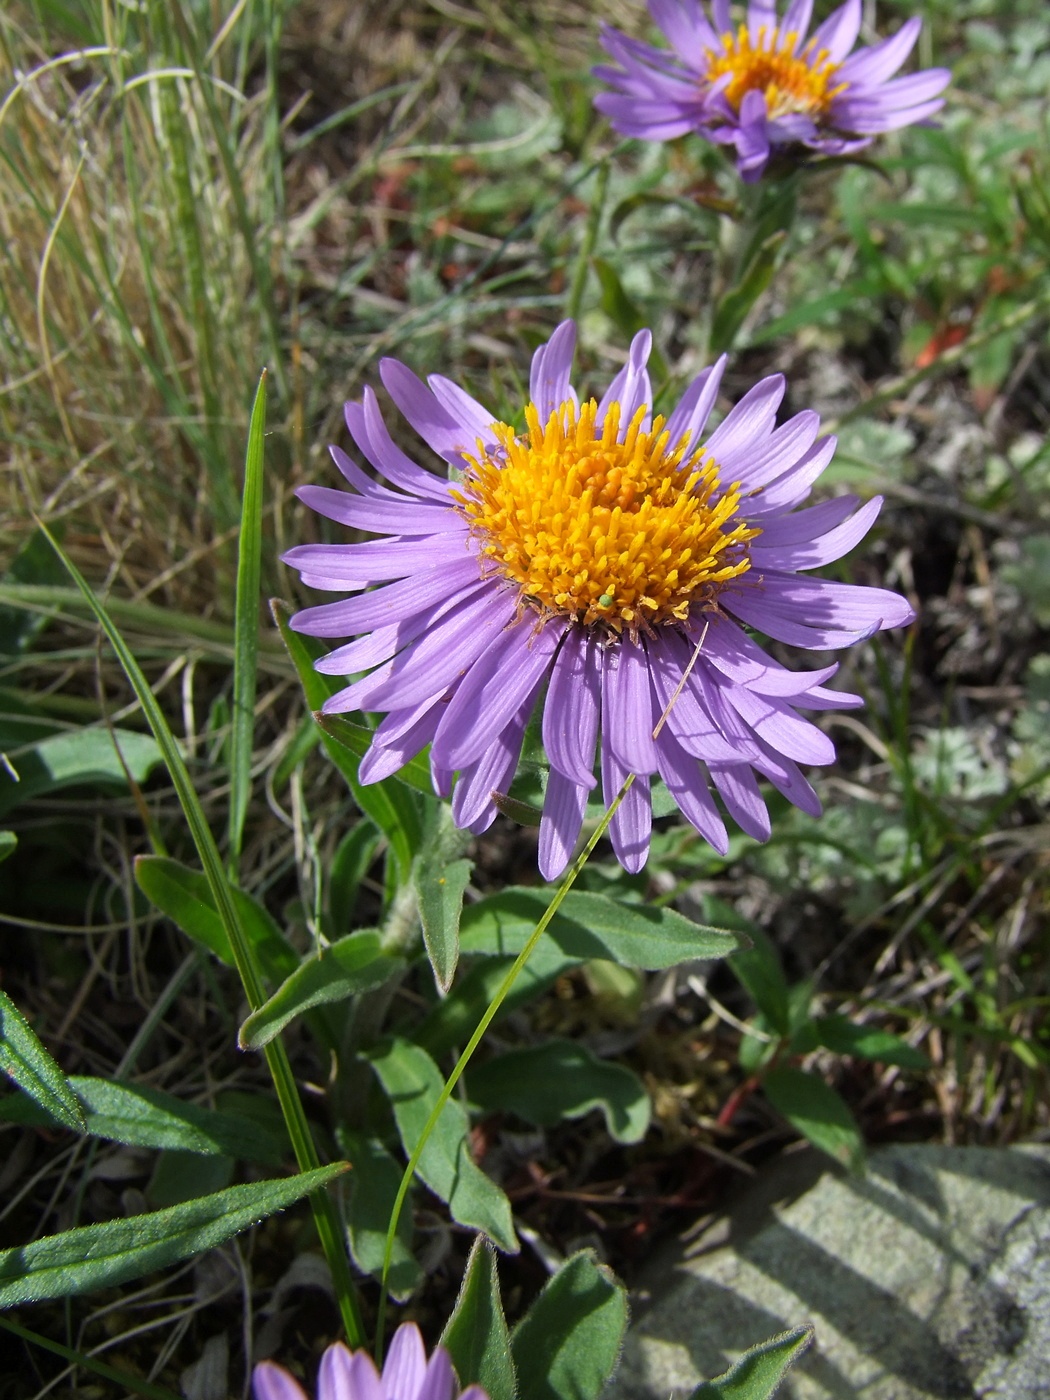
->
451;398;759;636
705;24;847;121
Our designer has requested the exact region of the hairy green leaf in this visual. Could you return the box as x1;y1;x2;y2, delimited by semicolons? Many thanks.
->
0;727;164;817
511;1250;627;1400
0;990;85;1133
239;933;403;1050
367;1038;517;1253
342;1130;423;1301
459;888;741;969
690;1325;814;1399
0;1164;347;1307
763;1067;865;1172
441;1237;516;1400
469;1039;650;1144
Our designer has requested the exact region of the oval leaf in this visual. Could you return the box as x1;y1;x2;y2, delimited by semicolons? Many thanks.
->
367;1038;517;1254
460;888;741;969
690;1325;814;1400
468;1039;650;1144
0;990;85;1133
0;1163;347;1307
511;1250;628;1400
763;1067;865;1172
441;1237;516;1400
239;933;403;1050
341;1130;423;1301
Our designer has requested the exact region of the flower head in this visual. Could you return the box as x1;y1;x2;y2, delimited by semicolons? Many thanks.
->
253;1324;488;1400
593;0;950;180
285;321;914;879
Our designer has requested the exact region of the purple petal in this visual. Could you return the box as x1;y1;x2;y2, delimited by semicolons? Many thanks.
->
727;571;915;648
835;94;946;135
648;630;755;763
349;389;455;501
750;495;883;571
793;682;864;712
324;586;517;714
530;320;578;421
725;410;821;490
703;375;785;464
712;0;732;33
702;615;838;697
315;580;487;679
342;1353;385;1400
604;639;659;774
542;631;600;788
809;0;861;62
358;701;442;785
838;16;919;85
283;535;471;589
539;769;589;880
453;691;535;831
648;0;720;56
780;0;814;43
597;330;653;430
601;745;651;874
329;445;418;503
751;740;823;818
747;1;776;45
317;1345;355;1400
748;493;861;548
417;1349;456;1400
252;1363;309;1400
431;616;565;770
290;556;482;639
664;357;726;455
654;726;729;853
380;359;474;463
296;484;461;536
719;681;837;765
593;93;702;140
746;435;837;517
427;374;499;449
381;1327;427;1400
710;764;771;841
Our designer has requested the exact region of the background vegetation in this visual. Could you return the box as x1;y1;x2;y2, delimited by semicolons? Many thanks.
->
1;0;1048;1394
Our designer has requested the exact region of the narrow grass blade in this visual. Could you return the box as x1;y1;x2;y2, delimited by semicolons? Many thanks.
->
0;1163;346;1307
39;523;365;1345
0;1316;181;1400
0;989;85;1133
229;370;267;873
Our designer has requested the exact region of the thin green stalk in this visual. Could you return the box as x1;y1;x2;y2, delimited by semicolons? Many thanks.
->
0;1315;181;1400
39;523;365;1347
375;774;636;1357
228;370;267;873
565;157;609;324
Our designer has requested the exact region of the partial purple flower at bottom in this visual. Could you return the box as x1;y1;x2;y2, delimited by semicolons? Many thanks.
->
593;0;950;180
285;319;915;880
252;1324;488;1400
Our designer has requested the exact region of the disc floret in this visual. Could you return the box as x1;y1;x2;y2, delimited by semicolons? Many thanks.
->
706;24;846;120
452;398;759;636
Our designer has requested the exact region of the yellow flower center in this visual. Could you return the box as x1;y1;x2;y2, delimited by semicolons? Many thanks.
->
452;398;759;636
705;24;846;121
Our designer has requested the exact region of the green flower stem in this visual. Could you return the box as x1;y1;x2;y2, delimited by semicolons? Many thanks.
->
375;773;637;1358
566;157;610;324
39;523;365;1348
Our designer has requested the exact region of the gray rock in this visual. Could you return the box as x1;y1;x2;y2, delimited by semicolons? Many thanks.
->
609;1144;1050;1400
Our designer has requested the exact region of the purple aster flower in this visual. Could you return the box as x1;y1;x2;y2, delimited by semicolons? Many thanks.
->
285;320;913;879
593;0;950;180
252;1324;488;1400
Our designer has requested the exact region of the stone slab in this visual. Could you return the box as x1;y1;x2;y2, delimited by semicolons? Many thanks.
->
608;1144;1050;1400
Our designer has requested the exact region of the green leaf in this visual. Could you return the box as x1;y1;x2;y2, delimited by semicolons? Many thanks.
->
341;1130;423;1300
414;806;474;992
0;727;164;817
367;1038;517;1253
134;855;297;983
459;888;741;970
0;525;69;657
416;946;576;1062
0;830;17;863
807;1016;930;1069
510;1250;628;1400
239;933;404;1050
710;231;786;353
329;820;381;935
729;928;791;1038
441;1237;516;1400
272;600;424;877
762;1067;865;1172
228;370;267;870
690;1325;814;1399
469;1039;650;1144
592;258;668;381
0;1163;347;1307
0;1076;285;1162
0;990;85;1134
